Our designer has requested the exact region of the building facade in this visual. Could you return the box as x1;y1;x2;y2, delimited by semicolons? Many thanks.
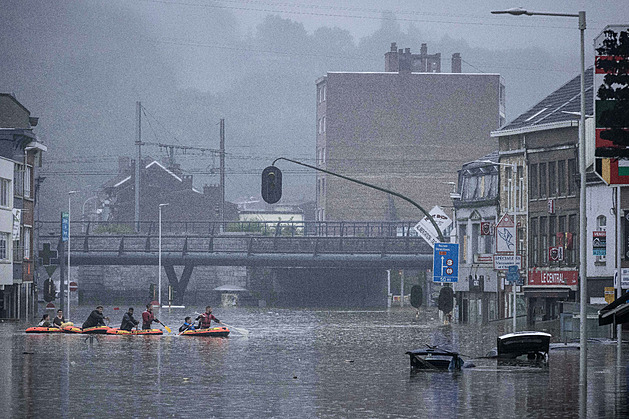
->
491;68;594;325
451;152;501;324
0;93;47;319
315;44;505;222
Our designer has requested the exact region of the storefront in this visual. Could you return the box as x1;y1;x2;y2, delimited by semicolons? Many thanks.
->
524;268;577;325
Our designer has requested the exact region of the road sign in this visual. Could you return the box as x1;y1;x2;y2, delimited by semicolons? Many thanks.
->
414;206;452;248
495;213;516;254
69;281;78;292
61;212;69;242
432;242;459;283
506;265;519;283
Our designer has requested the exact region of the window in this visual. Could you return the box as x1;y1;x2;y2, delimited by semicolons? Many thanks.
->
0;233;8;260
505;166;513;210
548;161;556;197
540;217;548;264
557;160;566;196
539;163;547;198
568;214;578;264
529;164;538;199
530;217;538;266
459;224;467;263
517;166;524;210
14;164;23;197
24;166;32;198
567;159;577;196
472;223;480;255
0;178;10;207
23;227;31;260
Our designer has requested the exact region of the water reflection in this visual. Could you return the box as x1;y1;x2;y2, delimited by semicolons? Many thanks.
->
1;306;628;418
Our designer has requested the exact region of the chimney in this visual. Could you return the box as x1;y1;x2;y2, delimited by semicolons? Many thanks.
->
182;174;193;190
398;48;412;73
384;42;399;72
451;53;462;73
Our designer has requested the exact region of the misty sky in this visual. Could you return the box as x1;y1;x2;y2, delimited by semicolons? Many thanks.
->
1;0;628;220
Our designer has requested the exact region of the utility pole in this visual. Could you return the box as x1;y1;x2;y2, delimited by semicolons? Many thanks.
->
135;101;142;233
219;118;225;227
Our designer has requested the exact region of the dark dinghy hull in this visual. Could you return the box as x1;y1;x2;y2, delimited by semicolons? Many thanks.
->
405;347;464;371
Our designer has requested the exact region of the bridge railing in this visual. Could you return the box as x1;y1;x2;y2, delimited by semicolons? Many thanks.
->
38;220;422;238
54;234;432;255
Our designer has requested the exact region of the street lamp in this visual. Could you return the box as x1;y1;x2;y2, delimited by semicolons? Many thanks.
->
481;160;519;332
67;190;77;321
158;203;169;307
491;5;588;382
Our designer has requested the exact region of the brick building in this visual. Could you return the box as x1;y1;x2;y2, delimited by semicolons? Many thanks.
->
0;93;47;319
315;43;505;222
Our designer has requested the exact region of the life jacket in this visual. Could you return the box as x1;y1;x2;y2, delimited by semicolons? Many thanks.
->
198;313;216;328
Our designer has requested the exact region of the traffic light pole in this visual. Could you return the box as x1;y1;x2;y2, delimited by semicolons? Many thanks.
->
271;157;445;242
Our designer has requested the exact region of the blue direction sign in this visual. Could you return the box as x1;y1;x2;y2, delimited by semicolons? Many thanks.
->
61;212;69;242
433;242;459;283
506;264;519;283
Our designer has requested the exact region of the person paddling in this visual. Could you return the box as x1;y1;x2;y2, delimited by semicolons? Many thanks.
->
179;316;196;333
196;306;220;329
120;307;140;331
142;304;160;330
82;306;109;329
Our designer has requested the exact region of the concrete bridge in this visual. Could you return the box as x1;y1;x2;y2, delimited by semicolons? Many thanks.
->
38;221;434;306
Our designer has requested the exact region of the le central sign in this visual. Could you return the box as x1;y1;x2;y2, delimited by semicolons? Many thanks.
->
528;269;578;286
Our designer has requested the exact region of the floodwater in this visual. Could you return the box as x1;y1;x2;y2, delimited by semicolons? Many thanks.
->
1;305;628;418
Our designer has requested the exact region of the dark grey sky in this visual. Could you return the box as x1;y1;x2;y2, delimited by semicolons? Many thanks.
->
1;0;627;218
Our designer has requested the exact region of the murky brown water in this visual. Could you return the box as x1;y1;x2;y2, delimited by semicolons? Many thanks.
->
1;305;627;418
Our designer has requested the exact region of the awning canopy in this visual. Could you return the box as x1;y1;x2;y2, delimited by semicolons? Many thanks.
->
598;292;629;326
522;287;571;299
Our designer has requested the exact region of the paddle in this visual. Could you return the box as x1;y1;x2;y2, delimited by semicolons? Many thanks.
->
157;320;172;333
219;322;249;336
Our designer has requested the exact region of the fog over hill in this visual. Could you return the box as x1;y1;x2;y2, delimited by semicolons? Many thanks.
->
1;0;625;221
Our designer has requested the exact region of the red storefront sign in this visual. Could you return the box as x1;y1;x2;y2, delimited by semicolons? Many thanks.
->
528;269;578;286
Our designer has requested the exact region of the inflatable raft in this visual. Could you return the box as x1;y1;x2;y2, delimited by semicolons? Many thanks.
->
62;326;83;333
25;326;64;333
181;326;230;337
106;328;163;335
82;326;111;334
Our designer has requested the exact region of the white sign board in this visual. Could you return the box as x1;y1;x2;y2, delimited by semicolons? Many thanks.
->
12;209;21;240
495;213;516;254
618;268;629;290
413;206;452;248
493;255;522;271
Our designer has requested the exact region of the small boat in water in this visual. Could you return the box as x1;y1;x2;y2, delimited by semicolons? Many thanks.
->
405;346;464;371
106;328;163;335
25;326;64;333
62;325;83;333
497;331;551;362
181;326;230;337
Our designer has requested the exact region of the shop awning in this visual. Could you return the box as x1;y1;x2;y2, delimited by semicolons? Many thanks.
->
598;292;629;326
522;286;571;299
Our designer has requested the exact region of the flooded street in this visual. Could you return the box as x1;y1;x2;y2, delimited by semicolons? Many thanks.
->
0;305;627;418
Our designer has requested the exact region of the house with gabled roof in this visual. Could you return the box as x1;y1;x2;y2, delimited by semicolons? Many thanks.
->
98;156;237;226
491;67;612;330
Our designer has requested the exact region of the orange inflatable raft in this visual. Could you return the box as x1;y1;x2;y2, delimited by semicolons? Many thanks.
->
62;326;83;333
181;326;230;337
81;326;111;334
106;328;163;335
25;326;64;333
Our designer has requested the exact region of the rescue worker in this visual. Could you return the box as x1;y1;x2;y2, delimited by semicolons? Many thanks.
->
82;306;109;329
120;307;140;331
142;304;160;330
179;316;196;333
195;306;220;329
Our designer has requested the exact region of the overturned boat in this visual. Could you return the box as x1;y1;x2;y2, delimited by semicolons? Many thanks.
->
497;331;551;361
405;347;464;371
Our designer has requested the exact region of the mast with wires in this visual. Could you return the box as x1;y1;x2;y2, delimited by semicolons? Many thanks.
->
135;101;142;233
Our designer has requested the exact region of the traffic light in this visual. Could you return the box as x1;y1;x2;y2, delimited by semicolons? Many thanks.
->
410;285;423;309
261;166;282;204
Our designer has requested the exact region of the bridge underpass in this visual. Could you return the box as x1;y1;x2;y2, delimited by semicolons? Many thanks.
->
39;221;434;307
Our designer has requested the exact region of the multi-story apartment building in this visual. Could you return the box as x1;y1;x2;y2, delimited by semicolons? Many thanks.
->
315;43;505;222
0;93;46;319
451;151;501;324
491;68;594;325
